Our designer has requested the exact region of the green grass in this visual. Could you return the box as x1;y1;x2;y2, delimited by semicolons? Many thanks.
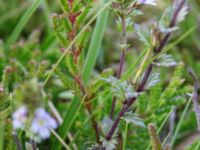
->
171;97;192;147
5;0;42;51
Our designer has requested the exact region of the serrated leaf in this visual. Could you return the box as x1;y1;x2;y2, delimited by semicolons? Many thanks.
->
101;138;117;150
134;23;152;46
122;112;146;128
159;26;179;33
153;54;177;67
177;5;188;23
101;76;127;100
145;73;160;89
90;69;113;93
101;117;113;136
125;84;139;99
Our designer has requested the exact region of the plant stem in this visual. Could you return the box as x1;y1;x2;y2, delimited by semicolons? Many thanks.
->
50;128;71;150
13;133;22;150
30;139;37;150
105;0;186;141
123;122;128;150
110;14;127;119
85;102;101;143
117;15;127;79
73;75;100;143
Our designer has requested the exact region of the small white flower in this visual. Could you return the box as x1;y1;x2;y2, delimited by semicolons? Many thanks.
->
137;0;156;6
31;108;57;139
12;106;28;129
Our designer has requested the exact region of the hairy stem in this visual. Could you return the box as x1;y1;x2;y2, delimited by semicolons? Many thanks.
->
73;75;101;143
110;14;127;119
105;0;186;141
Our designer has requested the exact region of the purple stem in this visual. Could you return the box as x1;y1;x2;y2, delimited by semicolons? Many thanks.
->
13;133;22;150
31;139;37;150
106;0;186;141
110;14;127;119
189;68;200;130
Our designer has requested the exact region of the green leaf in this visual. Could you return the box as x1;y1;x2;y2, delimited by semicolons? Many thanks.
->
5;0;42;51
153;54;176;67
102;138;117;150
76;8;90;27
145;73;160;89
122;112;146;128
51;96;83;150
101;117;114;136
65;52;78;76
171;97;192;147
82;5;109;85
59;0;70;12
134;23;152;47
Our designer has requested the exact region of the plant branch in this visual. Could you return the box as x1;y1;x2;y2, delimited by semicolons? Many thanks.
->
73;75;101;143
110;14;127;119
105;0;186;141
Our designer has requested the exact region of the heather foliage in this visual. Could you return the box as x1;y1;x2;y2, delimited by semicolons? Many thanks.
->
0;0;200;150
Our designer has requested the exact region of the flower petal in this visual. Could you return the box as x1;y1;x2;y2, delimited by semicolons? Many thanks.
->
39;127;50;139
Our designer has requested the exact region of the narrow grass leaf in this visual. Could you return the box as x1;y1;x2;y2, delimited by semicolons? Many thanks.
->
82;5;109;85
171;97;192;147
5;0;42;51
51;96;83;150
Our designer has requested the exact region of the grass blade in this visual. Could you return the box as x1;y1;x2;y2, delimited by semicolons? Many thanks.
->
123;122;129;150
51;96;83;150
0;122;5;150
5;0;42;50
171;96;192;147
50;128;71;150
82;5;109;85
0;2;29;25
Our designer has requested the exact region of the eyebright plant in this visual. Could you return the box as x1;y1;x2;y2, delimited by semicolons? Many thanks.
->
1;0;200;150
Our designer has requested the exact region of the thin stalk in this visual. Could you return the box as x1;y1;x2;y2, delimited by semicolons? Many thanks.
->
48;101;78;150
110;14;127;119
195;140;200;150
74;74;100;143
117;15;127;79
123;122;129;150
13;133;22;150
30;139;37;150
105;0;186;141
171;97;192;147
50;128;71;150
0;122;5;150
